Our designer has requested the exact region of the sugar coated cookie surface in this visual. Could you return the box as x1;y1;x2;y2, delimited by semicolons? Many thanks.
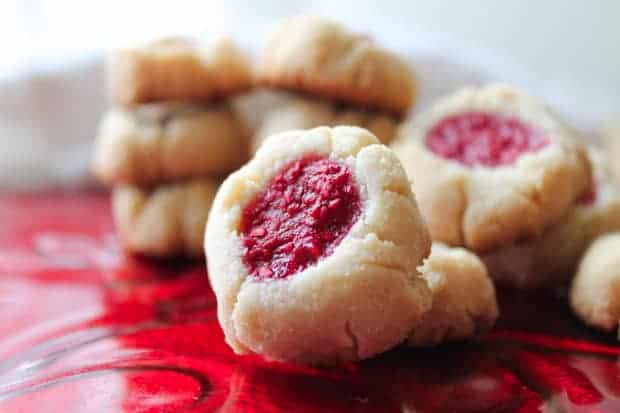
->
483;147;620;289
107;37;252;104
92;103;248;185
251;94;397;153
392;84;591;252
570;233;620;335
113;179;219;257
257;16;415;115
408;243;498;346
205;126;432;364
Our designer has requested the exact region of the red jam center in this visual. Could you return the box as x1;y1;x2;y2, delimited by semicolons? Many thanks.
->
425;112;549;167
241;155;361;279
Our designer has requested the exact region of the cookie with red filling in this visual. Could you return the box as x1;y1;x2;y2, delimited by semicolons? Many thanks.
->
483;148;620;289
205;126;432;364
409;243;498;346
392;84;591;252
570;233;620;335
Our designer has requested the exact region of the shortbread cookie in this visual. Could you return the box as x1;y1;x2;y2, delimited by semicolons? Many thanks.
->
570;233;620;334
232;89;292;135
92;103;248;185
392;84;591;252
408;243;498;346
484;148;620;289
332;107;396;144
114;179;219;257
252;96;397;153
108;37;252;105
205;126;432;364
604;122;620;185
251;96;332;153
257;16;415;115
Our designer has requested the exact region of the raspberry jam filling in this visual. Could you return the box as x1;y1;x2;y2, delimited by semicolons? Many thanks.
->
425;112;549;167
241;155;361;279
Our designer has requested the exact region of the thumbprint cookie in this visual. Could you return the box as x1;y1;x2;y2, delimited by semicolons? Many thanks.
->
107;37;252;105
252;95;397;153
257;16;415;116
604;122;620;186
409;243;498;346
92;103;248;185
113;179;219;257
205;126;432;364
392;84;591;252
570;233;620;335
484;148;620;289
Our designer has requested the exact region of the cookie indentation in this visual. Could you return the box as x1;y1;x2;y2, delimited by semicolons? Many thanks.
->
425;112;549;167
241;155;361;279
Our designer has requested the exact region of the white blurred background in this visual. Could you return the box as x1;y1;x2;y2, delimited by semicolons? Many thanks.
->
0;0;618;188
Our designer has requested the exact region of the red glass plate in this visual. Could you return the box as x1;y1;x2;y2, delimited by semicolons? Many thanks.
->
0;190;619;412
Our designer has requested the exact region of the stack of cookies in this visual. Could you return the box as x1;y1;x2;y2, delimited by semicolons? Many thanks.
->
241;16;415;154
92;37;252;257
86;21;500;365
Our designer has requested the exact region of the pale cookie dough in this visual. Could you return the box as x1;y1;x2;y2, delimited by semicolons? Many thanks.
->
257;16;416;115
252;95;397;153
205;126;432;364
92;103;248;185
114;179;219;257
484;148;620;289
570;233;620;335
392;84;591;252
107;37;252;105
408;243;498;346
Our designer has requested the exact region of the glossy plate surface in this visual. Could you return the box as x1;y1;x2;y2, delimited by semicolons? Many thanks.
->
0;191;619;412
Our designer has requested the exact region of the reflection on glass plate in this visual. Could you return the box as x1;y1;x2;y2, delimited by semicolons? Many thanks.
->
0;191;619;412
